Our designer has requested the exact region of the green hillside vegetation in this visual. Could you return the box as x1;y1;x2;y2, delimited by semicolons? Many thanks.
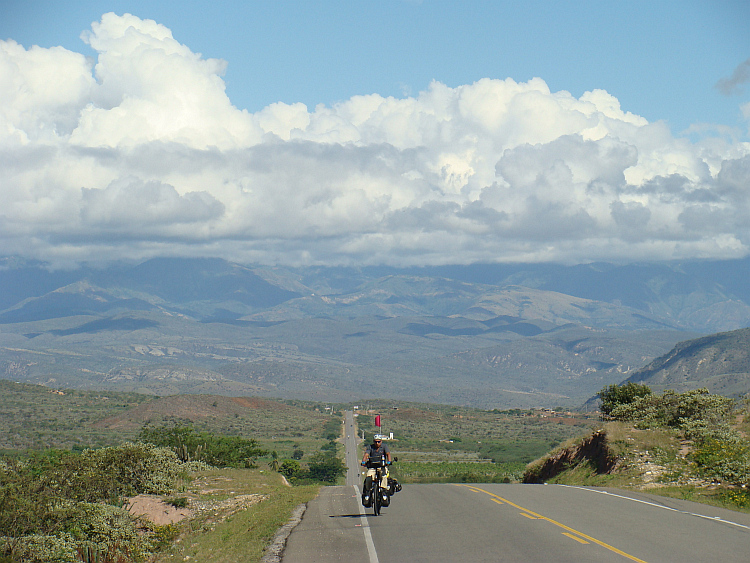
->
0;380;157;452
0;381;339;462
0;416;335;563
524;384;750;511
0;442;321;563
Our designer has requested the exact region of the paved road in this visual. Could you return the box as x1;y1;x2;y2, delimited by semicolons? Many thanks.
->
282;412;750;562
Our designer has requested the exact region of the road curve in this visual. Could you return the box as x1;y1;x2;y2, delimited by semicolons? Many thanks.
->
281;411;750;563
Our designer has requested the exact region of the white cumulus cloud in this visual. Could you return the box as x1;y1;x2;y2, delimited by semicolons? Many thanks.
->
1;13;749;268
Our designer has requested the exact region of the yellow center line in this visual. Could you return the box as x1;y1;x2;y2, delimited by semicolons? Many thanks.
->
455;484;648;563
563;532;590;544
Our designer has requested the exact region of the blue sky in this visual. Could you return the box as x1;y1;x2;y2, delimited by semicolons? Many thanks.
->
3;0;748;135
0;2;749;268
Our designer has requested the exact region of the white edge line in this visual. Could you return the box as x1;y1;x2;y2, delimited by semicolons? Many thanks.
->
354;484;380;563
559;485;750;531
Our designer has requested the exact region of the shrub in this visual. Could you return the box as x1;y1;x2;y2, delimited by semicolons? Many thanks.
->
608;388;734;430
599;382;653;416
138;425;267;468
305;453;346;483
80;442;182;495
0;443;189;562
0;534;78;563
66;502;149;562
692;437;750;486
278;460;301;477
166;496;188;508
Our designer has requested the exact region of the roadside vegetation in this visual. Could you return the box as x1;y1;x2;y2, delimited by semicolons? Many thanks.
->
524;384;750;511
0;418;336;563
7;380;750;562
0;442;203;562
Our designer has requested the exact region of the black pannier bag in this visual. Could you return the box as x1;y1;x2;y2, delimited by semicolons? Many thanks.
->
388;477;402;494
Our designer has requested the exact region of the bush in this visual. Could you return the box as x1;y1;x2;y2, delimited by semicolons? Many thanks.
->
0;443;189;562
692;437;750;486
603;387;749;487
138;425;267;468
0;534;78;563
599;382;653;416
305;453;346;483
278;460;301;477
609;389;734;430
80;442;183;495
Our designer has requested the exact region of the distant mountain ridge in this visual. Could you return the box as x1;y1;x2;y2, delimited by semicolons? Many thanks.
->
3;256;750;331
1;255;749;408
622;327;750;398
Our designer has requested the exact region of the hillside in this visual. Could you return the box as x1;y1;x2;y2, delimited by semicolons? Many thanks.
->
622;327;750;397
6;256;750;408
524;388;750;512
0;380;332;452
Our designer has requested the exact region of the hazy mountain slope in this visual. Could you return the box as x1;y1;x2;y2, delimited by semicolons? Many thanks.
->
624;327;750;397
0;281;159;323
2;256;750;330
3;255;749;408
400;259;750;332
0;258;302;323
243;277;670;330
93;257;302;310
365;327;689;409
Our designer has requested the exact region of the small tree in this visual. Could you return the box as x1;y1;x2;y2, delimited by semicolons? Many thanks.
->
278;460;301;478
599;382;653;416
306;453;346;483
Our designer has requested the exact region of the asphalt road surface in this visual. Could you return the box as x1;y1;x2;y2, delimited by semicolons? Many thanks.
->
281;412;750;562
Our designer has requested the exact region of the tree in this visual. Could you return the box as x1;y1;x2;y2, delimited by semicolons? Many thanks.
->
278;460;301;478
306;453;346;483
598;382;653;416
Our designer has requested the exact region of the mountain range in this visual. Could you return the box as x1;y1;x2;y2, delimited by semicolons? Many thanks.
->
621;327;750;398
1;256;749;408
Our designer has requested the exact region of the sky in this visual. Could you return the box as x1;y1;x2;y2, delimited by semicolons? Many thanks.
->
1;1;749;268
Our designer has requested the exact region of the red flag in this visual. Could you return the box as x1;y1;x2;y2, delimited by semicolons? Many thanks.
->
375;415;381;428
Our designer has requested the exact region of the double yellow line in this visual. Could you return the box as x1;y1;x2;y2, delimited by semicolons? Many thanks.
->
457;485;648;563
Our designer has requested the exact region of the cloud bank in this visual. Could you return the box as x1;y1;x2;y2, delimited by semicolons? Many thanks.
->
1;13;749;268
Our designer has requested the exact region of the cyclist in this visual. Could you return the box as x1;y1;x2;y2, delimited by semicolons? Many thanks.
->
361;434;392;506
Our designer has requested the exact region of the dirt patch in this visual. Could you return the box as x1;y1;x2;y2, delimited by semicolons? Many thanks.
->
231;397;287;410
524;430;616;483
126;495;191;525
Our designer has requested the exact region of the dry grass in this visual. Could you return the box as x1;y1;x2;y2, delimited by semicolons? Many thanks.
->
152;468;319;563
